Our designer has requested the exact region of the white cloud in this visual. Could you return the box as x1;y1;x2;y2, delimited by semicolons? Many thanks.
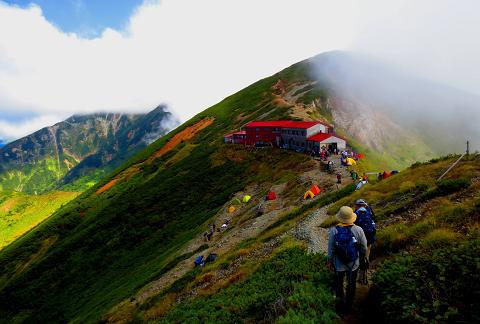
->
0;0;356;141
351;0;480;95
0;0;479;142
0;114;66;140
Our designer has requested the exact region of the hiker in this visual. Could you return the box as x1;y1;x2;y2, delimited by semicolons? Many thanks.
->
328;206;368;314
354;199;376;223
354;202;376;285
336;172;342;184
206;230;213;241
350;170;358;181
354;206;376;259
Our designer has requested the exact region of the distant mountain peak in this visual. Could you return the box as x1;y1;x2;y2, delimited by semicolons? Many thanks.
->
0;106;178;193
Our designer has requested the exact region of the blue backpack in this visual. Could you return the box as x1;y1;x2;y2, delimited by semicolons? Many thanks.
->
355;208;376;244
334;226;359;265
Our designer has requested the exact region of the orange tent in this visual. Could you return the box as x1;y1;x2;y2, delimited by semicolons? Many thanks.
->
304;190;315;199
310;185;321;196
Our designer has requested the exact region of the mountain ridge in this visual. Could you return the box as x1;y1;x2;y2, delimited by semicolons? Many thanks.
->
0;51;477;322
0;106;176;193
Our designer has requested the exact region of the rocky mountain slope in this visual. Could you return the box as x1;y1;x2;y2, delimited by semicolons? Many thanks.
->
310;51;480;154
0;52;476;323
0;106;176;193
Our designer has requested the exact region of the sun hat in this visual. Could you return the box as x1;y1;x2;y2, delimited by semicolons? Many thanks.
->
336;206;357;224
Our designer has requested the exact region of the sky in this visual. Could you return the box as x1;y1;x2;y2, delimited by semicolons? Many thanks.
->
0;0;479;142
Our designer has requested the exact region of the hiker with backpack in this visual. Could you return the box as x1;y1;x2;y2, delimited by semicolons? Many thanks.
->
336;172;342;184
354;199;376;227
328;206;367;314
354;200;376;260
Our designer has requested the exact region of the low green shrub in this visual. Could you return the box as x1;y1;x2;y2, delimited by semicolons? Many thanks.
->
422;178;470;201
420;228;459;249
159;248;337;323
372;239;480;323
436;205;469;226
375;224;409;254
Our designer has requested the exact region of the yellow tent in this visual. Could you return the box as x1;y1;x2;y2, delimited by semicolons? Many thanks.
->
303;190;315;199
242;195;252;203
228;206;236;213
346;157;357;166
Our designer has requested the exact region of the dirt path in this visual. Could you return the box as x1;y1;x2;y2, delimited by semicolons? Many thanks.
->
289;196;376;324
108;154;356;322
135;203;292;303
289;205;330;254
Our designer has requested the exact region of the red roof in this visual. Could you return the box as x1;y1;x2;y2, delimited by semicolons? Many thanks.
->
245;120;320;129
224;130;246;137
307;133;335;142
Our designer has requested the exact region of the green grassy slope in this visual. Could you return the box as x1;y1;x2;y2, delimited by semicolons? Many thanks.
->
0;60;325;323
0;191;78;250
0;56;454;323
144;155;479;323
322;154;480;322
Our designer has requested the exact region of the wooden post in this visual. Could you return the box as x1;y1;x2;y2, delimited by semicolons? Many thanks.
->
466;140;470;155
437;153;466;181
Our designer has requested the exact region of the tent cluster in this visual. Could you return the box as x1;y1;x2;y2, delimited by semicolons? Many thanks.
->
304;185;322;200
227;195;253;213
341;157;357;166
378;170;399;180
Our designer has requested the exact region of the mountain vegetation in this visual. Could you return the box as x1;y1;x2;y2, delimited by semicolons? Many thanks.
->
0;106;175;194
0;191;78;249
0;52;477;323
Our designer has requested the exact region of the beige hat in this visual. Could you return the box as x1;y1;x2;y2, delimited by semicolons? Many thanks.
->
336;206;357;224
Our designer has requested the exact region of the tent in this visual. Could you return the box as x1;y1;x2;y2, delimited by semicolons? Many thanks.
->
231;198;241;205
228;206;236;213
346;157;357;166
266;192;277;201
356;180;368;190
310;185;321;195
205;253;218;263
242;195;252;203
194;255;204;266
304;190;315;199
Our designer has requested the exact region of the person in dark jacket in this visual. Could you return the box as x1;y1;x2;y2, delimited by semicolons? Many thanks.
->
328;206;367;313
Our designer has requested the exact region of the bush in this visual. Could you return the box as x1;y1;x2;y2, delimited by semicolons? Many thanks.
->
160;248;338;323
399;181;416;193
420;228;459;249
436;205;469;226
375;224;409;254
420;178;470;201
372;239;480;323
